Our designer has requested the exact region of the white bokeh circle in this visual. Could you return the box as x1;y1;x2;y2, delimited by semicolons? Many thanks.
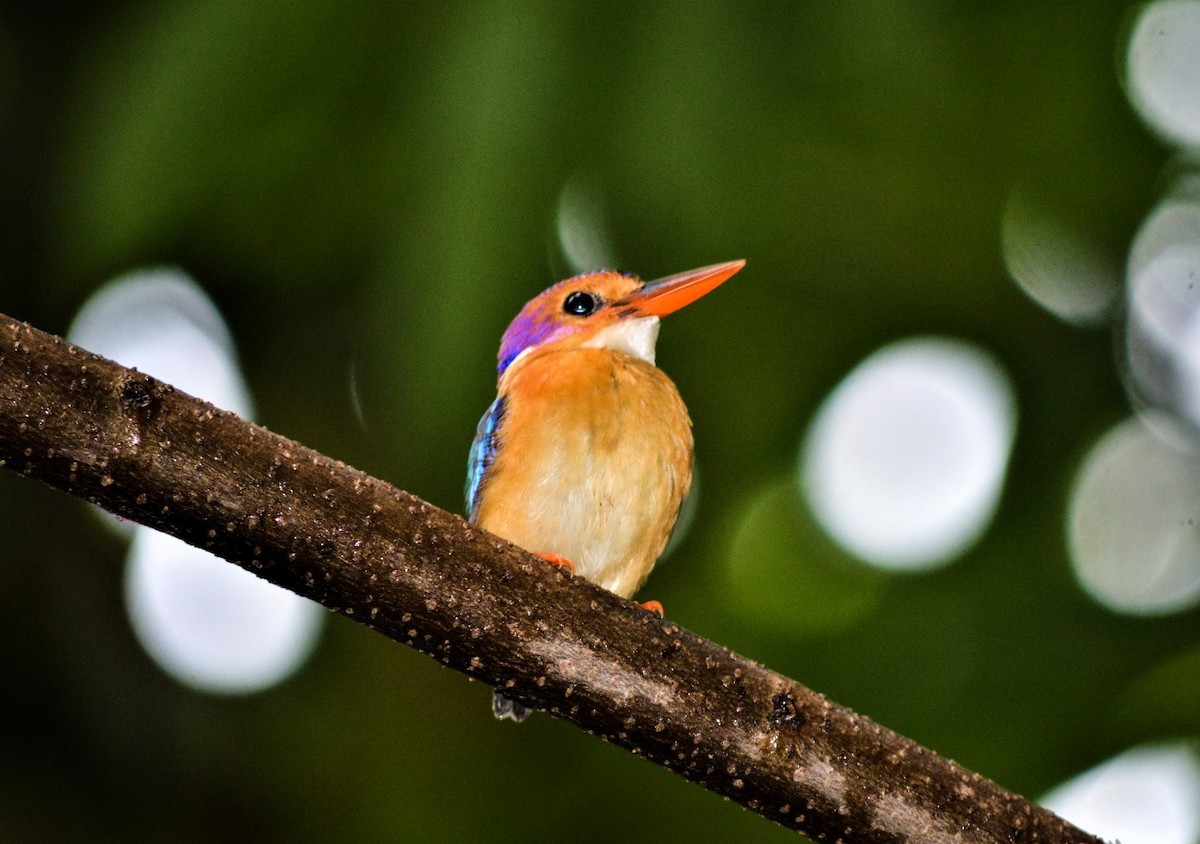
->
802;338;1016;570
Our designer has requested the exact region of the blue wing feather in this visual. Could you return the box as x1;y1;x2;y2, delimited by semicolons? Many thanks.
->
465;395;506;523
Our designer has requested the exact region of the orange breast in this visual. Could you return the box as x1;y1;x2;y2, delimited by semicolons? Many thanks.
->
474;346;693;598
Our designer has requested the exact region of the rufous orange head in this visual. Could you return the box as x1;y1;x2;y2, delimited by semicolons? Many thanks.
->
496;260;745;379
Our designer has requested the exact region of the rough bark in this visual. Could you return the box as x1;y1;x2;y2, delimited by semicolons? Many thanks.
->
0;313;1103;843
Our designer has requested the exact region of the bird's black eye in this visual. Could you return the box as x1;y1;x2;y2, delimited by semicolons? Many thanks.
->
563;290;599;316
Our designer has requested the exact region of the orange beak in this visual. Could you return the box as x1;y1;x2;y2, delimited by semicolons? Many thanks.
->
616;259;745;318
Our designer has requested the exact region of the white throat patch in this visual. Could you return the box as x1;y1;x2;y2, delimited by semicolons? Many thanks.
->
581;316;661;364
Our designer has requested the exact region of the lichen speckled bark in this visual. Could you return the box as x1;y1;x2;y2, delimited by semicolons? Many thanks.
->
0;313;1102;843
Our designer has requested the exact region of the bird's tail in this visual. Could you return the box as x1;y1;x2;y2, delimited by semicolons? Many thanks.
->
492;691;532;722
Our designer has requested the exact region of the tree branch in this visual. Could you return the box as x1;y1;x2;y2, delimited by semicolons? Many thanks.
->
0;312;1100;843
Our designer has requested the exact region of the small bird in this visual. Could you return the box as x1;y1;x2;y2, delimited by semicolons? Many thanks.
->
466;259;745;721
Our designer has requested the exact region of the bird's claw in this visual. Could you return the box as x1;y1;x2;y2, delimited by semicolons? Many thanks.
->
638;600;664;617
537;552;576;575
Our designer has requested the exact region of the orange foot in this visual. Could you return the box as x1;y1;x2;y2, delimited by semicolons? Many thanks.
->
638;600;664;617
538;552;575;575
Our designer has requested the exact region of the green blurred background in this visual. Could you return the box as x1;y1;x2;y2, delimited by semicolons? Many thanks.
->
1;2;1196;841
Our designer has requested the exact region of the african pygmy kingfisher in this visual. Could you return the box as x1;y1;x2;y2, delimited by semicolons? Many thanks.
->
466;260;745;720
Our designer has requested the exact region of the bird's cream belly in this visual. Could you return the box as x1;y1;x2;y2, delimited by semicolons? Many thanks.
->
475;348;692;598
497;440;679;596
